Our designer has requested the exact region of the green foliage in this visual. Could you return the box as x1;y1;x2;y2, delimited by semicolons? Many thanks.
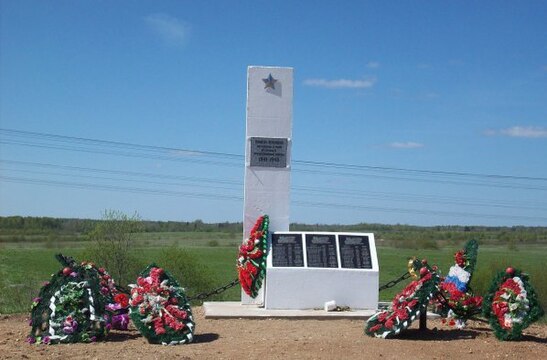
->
207;239;219;247
155;246;216;304
85;210;143;287
3;215;547;247
463;239;479;279
1;238;546;327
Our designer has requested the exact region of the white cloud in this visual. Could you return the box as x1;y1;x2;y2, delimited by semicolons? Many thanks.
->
303;77;376;89
495;126;547;138
366;61;380;69
388;142;424;149
145;13;189;45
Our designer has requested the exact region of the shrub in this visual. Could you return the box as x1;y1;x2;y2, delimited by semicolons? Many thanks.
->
84;210;144;287
207;239;219;247
155;246;217;304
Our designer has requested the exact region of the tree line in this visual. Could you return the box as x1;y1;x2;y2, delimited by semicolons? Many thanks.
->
1;216;546;245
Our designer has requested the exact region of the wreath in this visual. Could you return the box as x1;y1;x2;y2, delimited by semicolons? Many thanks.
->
482;267;544;341
78;261;130;331
28;255;112;344
437;240;482;328
365;259;441;338
129;264;195;345
237;215;269;298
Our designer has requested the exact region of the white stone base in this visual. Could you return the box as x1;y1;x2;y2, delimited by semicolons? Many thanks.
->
264;268;379;310
203;301;376;319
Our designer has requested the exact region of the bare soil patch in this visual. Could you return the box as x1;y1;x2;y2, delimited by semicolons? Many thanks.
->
1;307;545;359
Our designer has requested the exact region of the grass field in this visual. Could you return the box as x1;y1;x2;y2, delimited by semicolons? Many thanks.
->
1;238;545;318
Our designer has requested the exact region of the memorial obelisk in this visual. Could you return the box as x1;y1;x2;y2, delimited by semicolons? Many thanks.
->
242;66;293;305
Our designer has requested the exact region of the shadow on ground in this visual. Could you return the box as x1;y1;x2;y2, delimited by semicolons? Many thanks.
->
194;333;219;343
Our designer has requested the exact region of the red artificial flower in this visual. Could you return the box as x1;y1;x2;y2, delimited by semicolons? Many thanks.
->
384;318;394;329
395;308;409;321
153;318;166;335
248;249;264;260
130;294;144;307
114;293;129;308
455;250;466;267
239;241;254;255
166;305;188;320
377;311;389;323
463;296;482;307
245;262;258;277
368;324;382;333
401;281;419;298
407;299;418;309
499;278;521;296
238;267;253;295
441;282;466;301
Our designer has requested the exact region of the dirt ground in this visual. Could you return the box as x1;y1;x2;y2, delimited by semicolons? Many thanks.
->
0;307;545;360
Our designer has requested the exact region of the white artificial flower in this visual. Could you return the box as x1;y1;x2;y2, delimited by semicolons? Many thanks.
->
448;266;470;284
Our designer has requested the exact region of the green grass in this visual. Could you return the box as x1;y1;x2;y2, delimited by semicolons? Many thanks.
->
0;245;241;313
1;242;545;319
0;231;242;249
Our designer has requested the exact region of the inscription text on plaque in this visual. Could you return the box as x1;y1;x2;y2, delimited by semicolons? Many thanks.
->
305;234;338;268
250;137;288;168
271;233;304;267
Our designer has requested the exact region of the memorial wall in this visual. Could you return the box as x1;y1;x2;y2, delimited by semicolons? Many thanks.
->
265;232;379;310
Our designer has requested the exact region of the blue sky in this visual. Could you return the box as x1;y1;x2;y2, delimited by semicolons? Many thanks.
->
1;0;546;226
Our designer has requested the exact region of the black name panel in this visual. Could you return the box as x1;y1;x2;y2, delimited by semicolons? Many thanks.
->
305;234;338;268
271;233;304;267
338;235;372;269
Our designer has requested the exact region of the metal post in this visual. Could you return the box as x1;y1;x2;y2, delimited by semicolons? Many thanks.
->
419;306;427;331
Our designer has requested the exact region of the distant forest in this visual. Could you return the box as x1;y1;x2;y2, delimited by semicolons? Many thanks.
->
1;216;546;246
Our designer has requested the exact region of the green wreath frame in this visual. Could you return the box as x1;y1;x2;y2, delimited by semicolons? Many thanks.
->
28;255;110;344
365;260;441;338
237;215;269;298
129;264;195;345
482;268;544;341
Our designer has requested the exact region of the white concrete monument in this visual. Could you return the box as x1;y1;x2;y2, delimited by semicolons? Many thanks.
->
265;232;379;309
242;66;293;305
241;65;379;312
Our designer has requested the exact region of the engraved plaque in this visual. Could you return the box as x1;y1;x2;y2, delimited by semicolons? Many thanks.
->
305;234;338;268
271;233;304;267
250;137;288;168
339;235;372;269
